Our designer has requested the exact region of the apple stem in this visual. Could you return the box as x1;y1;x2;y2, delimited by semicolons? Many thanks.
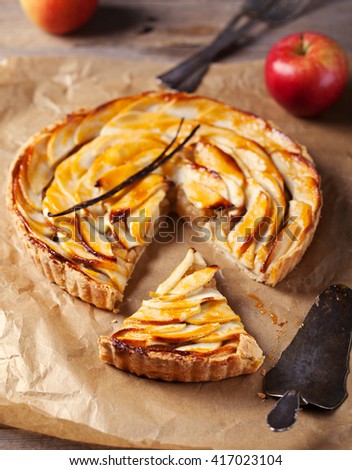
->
297;33;306;56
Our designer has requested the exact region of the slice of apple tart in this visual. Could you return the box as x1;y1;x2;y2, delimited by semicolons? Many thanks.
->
98;248;264;382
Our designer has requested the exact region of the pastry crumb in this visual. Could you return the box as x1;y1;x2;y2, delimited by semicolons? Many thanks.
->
257;392;267;400
261;369;266;376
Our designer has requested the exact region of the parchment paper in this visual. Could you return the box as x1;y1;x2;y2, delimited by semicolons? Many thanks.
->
0;56;351;450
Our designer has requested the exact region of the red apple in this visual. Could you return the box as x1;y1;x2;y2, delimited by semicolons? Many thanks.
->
265;32;349;117
19;0;98;35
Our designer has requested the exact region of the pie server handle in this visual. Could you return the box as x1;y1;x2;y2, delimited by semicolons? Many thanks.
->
267;390;301;432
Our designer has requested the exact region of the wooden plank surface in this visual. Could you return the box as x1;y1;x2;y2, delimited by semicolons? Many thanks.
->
1;0;351;451
0;0;351;62
0;424;117;450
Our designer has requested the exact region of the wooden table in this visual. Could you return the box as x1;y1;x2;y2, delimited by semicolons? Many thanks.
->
1;0;351;451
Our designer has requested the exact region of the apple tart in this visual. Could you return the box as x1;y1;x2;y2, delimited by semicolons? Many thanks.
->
8;91;322;311
98;248;264;381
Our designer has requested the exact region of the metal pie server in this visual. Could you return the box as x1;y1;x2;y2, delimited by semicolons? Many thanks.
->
264;284;352;432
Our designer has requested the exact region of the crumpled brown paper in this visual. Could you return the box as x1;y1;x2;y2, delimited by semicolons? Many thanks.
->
0;56;351;450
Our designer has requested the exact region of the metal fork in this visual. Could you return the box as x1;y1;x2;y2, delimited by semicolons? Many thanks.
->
157;0;311;93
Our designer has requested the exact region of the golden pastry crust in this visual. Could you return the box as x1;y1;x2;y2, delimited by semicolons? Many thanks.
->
98;248;264;382
98;333;264;382
7;91;322;312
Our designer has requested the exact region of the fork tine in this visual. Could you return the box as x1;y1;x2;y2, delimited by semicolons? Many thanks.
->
157;18;257;90
217;0;279;39
157;0;312;92
264;0;312;24
157;0;282;89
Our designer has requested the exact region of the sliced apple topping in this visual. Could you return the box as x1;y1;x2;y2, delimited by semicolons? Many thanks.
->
101;111;180;137
193;140;244;185
182;180;232;210
12;91;321;308
151;323;220;343
74;95;152;144
173;161;232;210
271;150;320;214
106;174;167;217
75;215;115;260
155;247;195;295
228;187;271;257
47;114;85;164
127;187;168;246
169;265;218;295
23;134;53;202
187;300;240;325
174;342;223;353
130;305;202;323
111;249;254;356
142;288;225;310
199;322;244;343
263;200;313;282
